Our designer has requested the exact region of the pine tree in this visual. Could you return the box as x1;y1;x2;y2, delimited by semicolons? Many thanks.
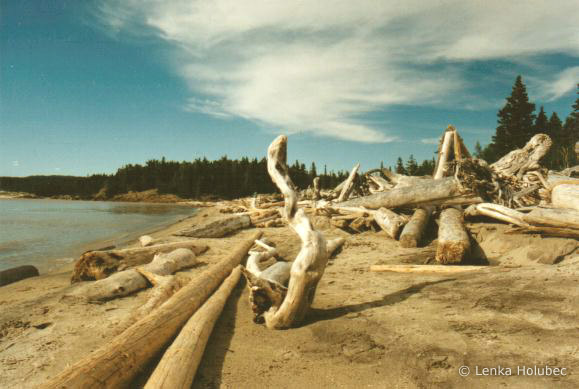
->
395;157;406;174
492;75;536;157
534;106;549;136
405;155;418;176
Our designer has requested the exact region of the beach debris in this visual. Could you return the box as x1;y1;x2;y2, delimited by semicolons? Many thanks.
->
435;207;471;264
370;264;486;273
42;231;260;389
144;266;242;389
71;241;208;283
552;184;579;211
0;265;39;287
139;235;154;247
399;206;434;248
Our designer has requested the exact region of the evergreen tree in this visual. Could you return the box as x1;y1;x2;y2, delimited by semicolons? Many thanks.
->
395;157;406;174
405;155;418;176
534;106;549;136
492;75;536;157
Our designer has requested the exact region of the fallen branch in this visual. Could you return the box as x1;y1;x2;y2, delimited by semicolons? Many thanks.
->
337;163;360;202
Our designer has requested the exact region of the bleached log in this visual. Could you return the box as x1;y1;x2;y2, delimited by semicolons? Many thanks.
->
42;232;261;389
312;177;321;200
0;265;39;287
337;177;481;209
491;134;552;178
399;206;433;248
434;126;455;179
435;208;470;264
337;163;360;202
370;264;485;273
326;237;346;256
367;174;392;192
464;203;527;227
71;241;208;283
139;235;154;247
68;248;198;302
552;184;579;211
507;226;579;239
144;267;242;389
373;208;407;239
175;214;251;238
523;207;579;229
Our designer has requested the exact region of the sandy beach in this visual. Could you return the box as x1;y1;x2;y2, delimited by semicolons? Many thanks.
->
1;204;578;388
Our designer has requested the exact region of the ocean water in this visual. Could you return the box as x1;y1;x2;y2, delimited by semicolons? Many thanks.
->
0;199;195;273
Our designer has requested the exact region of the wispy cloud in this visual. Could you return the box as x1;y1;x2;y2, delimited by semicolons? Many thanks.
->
11;160;19;167
98;0;579;143
542;67;579;101
420;138;439;145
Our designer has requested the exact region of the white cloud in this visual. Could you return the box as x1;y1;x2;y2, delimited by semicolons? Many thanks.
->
11;160;19;167
542;67;579;101
98;0;579;143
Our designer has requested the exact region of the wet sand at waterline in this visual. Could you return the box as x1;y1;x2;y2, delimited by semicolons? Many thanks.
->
0;205;578;388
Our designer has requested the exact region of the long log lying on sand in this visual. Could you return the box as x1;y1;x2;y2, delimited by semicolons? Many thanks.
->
464;203;527;227
41;231;261;389
552;184;579;211
370;264;485;273
435;208;471;264
71;241;209;283
373;208;407;239
175;214;252;238
399;206;433;248
507;226;579;239
337;177;481;209
68;248;199;302
522;207;579;230
144;267;242;389
0;265;39;287
337;163;360;202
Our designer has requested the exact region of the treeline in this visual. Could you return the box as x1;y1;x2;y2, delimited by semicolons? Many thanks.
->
0;157;348;200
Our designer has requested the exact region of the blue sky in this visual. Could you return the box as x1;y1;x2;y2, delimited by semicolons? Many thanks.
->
1;0;578;177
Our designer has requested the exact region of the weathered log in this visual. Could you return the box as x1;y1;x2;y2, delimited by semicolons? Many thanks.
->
373;208;407;239
434;126;455;179
399;206;433;248
491;134;552;178
464;203;527;227
71;241;208;283
144;267;242;389
367;174;392;192
337;177;480;209
337;163;360;202
522;207;579;229
435;208;470;264
370;264;485;273
552;184;579;211
139;235;154;247
41;231;261;389
175;214;251;238
507;225;579;239
68;248;198;302
312;177;321;200
0;265;39;287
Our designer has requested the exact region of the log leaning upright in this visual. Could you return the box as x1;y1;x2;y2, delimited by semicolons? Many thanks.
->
41;231;261;389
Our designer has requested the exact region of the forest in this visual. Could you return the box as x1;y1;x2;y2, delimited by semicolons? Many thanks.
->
1;77;577;200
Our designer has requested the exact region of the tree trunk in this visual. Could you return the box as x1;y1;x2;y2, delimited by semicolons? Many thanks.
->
41;231;260;389
434;127;455;179
175;214;251;238
551;184;579;211
71;241;209;283
337;177;480;209
373;208;407;239
144;267;242;389
522;207;579;229
0;265;39;287
337;163;360;202
312;177;321;200
464;203;527;226
399;207;433;248
435;208;471;264
491;134;552;178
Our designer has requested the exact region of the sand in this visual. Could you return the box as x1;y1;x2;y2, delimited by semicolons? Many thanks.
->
1;205;578;388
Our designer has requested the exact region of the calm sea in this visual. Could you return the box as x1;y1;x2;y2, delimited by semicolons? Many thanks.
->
0;199;195;273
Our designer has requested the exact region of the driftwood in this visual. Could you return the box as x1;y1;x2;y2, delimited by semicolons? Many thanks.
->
144;267;242;389
491;134;552;179
464;203;527;227
337;163;360;202
312;177;321;200
434;126;455;179
435;208;470;264
139;235;154;247
523;207;579;229
507;226;579;239
175;214;251;238
337;177;481;209
0;265;39;287
41;231;260;389
552;184;579;211
68;248;198;302
370;264;485;273
399;206;433;248
373;208;407;239
71;241;208;283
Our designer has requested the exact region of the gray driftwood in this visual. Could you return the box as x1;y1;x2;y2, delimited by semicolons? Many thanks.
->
399;206;433;248
373;208;407;239
175;214;251;238
551;184;579;211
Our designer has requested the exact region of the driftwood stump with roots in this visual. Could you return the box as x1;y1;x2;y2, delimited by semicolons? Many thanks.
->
243;135;328;329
